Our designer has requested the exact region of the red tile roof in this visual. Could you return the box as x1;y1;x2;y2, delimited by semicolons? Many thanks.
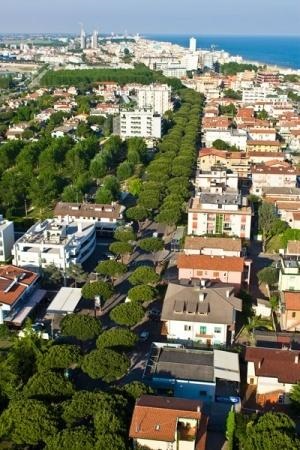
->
129;395;204;443
284;292;300;311
245;347;300;383
177;254;245;272
0;265;38;306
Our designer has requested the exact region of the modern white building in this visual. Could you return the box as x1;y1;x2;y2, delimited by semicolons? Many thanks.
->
137;84;172;115
204;129;248;150
118;109;162;139
189;37;197;52
80;27;86;50
195;164;239;191
0;216;14;262
12;218;96;271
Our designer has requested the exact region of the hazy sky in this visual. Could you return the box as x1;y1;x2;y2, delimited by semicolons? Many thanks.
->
0;0;299;35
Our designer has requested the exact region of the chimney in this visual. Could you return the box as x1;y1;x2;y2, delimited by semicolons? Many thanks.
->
199;293;205;302
226;289;231;298
295;354;299;364
197;405;201;413
258;358;264;369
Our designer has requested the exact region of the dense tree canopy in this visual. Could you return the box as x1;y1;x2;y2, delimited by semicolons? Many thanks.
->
23;371;74;401
127;284;156;302
110;302;145;326
61;314;102;341
82;349;130;381
37;344;81;371
81;281;114;301
96;327;137;349
129;266;160;286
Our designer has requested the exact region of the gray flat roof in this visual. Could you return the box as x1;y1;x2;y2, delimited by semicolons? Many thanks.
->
47;287;82;314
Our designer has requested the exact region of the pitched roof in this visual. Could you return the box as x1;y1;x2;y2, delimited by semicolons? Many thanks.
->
184;236;242;253
287;240;300;256
0;265;38;306
177;254;245;272
129;395;202;442
245;347;300;383
161;282;242;324
247;140;281;146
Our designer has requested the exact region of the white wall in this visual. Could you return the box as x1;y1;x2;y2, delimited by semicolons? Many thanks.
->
136;438;174;450
167;320;228;345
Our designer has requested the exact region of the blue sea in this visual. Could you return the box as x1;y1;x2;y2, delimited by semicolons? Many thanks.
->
145;35;300;70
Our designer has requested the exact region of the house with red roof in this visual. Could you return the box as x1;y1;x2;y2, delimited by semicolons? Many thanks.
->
129;395;208;450
245;346;300;406
177;254;251;287
0;265;46;327
280;291;300;331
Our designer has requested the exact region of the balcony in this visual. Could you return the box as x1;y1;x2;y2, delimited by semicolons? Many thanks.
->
195;333;213;338
177;422;197;442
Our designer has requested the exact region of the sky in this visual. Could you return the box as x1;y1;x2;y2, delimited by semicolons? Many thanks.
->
0;0;299;36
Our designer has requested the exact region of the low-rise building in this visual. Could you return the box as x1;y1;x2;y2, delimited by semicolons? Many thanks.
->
278;256;300;292
0;216;14;262
184;236;242;257
246;140;282;153
177;254;251;287
204;129;248;151
195;164;238;191
286;240;300;256
188;192;252;239
161;282;242;345
245;346;300;406
0;265;46;327
129;395;208;450
280;291;300;331
197;148;250;178
251;162;298;196
54;201;125;233
248;128;277;141
12;218;96;270
145;345;240;403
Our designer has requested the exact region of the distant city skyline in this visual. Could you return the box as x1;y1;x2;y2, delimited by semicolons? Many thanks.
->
0;0;299;36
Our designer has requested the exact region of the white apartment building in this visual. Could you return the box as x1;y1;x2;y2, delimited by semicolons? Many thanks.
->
137;84;172;115
195;164;239;191
242;86;276;104
0;216;14;262
118;109;162;139
248;128;277;141
12;219;96;271
204;129;248;150
188;188;252;239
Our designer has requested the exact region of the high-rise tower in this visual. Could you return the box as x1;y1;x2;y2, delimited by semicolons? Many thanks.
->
189;37;197;52
80;25;86;49
91;30;98;49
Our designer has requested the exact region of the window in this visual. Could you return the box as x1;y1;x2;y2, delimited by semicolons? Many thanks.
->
199;326;207;335
241;225;246;231
292;312;296;318
213;272;219;278
214;327;222;334
197;270;203;276
199;390;207;397
184;325;192;331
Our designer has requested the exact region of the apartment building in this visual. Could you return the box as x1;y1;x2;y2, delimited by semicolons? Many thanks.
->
246;140;282;153
161;283;242;345
184;236;242;257
280;291;300;331
204;129;248;150
136;83;172;115
278;256;300;292
0;216;14;262
248;128;277;141
12;218;96;270
187;191;252;239
198;148;250;178
195;164;238;191
116;109;162;139
54;202;125;233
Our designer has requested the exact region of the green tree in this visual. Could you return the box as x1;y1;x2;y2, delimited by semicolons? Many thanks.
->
94;408;126;437
96;260;127;281
122;381;154;401
258;203;277;251
61;314;101;341
117;161;133;180
129;266;160;286
110;302;145;326
257;267;279;286
138;237;164;253
127;177;143;196
156;207;182;226
114;226;136;242
127;285;156;302
96;433;127;450
212;139;231;150
42;263;63;287
37;344;81;371
95;187;114;204
126;206;148;230
96;327;137;349
81;281;114;301
65;263;88;287
46;426;95;450
0;399;57;445
289;383;300;412
82;349;130;381
109;241;133;262
23;371;74;401
226;410;235;450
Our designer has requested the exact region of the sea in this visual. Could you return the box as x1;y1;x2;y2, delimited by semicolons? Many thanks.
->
145;35;300;70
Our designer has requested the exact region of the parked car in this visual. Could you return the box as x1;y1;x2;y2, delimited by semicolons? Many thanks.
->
139;331;150;342
147;309;161;320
